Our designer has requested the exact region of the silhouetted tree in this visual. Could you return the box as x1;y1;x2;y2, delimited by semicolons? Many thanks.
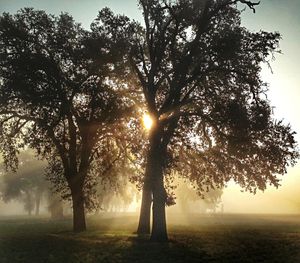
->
128;0;298;241
0;8;133;231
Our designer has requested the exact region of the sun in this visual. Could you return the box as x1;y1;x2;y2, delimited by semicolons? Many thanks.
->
142;113;153;130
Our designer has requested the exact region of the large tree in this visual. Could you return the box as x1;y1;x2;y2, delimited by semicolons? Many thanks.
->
0;8;133;231
128;0;298;241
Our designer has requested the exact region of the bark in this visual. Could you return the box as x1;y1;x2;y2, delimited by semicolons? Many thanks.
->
69;125;93;232
137;178;152;234
67;114;87;232
149;134;168;241
137;126;168;241
66;155;90;232
151;175;168;242
150;120;178;241
71;187;86;232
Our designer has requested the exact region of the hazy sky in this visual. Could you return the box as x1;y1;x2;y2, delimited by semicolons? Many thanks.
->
0;0;299;214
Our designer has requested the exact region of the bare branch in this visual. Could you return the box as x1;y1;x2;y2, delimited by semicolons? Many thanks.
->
239;0;260;13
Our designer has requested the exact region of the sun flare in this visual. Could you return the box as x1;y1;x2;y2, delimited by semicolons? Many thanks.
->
142;113;153;130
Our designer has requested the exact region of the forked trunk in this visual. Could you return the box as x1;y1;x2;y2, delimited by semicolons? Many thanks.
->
137;179;152;234
137;126;168;241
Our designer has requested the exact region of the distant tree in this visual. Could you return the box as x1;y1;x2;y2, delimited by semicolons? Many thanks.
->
0;152;66;218
0;8;133;231
128;0;298;241
174;181;223;214
47;192;64;219
96;173;139;213
0;151;48;216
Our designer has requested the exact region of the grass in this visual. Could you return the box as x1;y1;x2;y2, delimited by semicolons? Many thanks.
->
1;213;300;263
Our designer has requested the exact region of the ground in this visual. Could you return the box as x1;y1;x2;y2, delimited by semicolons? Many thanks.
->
0;213;300;263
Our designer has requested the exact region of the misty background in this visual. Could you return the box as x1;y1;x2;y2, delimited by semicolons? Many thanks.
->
0;0;299;216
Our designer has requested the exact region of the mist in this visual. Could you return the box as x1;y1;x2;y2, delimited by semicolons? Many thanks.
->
2;163;299;218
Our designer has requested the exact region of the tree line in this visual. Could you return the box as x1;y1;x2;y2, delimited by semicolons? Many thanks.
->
0;0;298;242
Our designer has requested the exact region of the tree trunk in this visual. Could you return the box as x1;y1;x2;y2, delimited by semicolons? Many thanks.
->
55;201;64;219
137;126;168;241
35;190;41;216
151;171;168;242
137;179;152;234
25;191;33;216
71;188;86;232
48;194;64;220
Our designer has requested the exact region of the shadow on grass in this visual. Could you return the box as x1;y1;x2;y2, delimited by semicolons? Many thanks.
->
1;215;300;263
0;234;209;263
121;236;210;263
2;231;299;263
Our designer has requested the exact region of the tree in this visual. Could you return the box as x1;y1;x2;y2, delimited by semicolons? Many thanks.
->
0;151;67;218
0;8;133;231
128;0;298;241
0;151;48;216
47;192;64;219
95;158;140;213
174;181;223;214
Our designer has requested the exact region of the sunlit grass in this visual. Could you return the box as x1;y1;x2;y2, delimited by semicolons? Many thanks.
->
1;214;300;263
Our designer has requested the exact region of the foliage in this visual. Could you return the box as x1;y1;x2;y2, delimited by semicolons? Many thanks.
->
129;0;299;195
0;8;136;215
0;1;298;237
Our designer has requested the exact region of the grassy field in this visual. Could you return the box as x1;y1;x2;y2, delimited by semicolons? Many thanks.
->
1;213;300;263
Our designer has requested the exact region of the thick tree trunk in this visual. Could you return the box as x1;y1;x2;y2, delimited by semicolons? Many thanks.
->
150;160;168;242
71;188;86;232
151;175;168;242
137;179;152;234
137;126;168;241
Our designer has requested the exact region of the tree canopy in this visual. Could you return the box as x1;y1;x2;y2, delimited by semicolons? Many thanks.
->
0;1;298;240
0;8;135;231
128;0;299;241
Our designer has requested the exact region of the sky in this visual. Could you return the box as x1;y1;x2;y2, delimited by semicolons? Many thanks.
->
0;0;299;214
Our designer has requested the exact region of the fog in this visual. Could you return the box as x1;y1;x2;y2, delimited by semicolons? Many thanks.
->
222;167;300;214
0;0;299;220
1;161;299;218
